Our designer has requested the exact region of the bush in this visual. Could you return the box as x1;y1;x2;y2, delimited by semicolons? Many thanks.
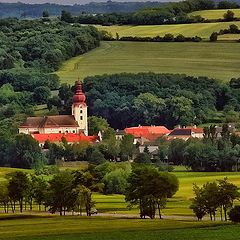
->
229;206;240;222
210;32;218;42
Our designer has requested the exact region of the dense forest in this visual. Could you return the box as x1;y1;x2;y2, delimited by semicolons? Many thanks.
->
0;1;164;18
67;73;240;130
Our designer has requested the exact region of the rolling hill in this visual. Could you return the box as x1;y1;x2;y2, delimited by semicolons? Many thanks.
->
56;41;240;84
190;9;240;20
97;21;240;39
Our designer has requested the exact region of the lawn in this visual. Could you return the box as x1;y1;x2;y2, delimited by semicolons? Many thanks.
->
96;21;240;39
190;9;240;20
0;215;235;240
56;41;240;83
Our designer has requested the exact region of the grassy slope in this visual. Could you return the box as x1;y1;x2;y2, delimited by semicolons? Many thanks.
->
190;9;240;20
96;21;240;39
56;41;240;83
0;215;234;240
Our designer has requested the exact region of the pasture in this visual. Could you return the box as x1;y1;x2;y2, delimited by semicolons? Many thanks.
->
96;21;240;39
190;9;240;20
0;215;235;240
56;41;240;83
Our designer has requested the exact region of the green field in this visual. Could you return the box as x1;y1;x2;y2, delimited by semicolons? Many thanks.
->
96;21;240;39
1;167;239;217
191;9;240;20
0;215;235;240
56;41;240;83
92;171;240;216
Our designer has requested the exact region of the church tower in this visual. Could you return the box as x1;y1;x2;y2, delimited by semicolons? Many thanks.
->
72;80;88;136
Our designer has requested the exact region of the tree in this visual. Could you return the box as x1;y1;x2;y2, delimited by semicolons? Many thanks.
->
210;32;218;42
125;166;179;219
223;10;235;21
0;183;9;213
32;176;48;211
7;171;30;213
190;184;206;220
103;168;130;194
47;171;75;216
88;116;109;135
42;11;49;18
134;152;151;164
217;178;239;221
33;86;51;104
10;134;43;169
61;10;74;23
120;134;135;161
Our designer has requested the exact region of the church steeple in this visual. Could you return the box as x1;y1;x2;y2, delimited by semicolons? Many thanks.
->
72;80;88;136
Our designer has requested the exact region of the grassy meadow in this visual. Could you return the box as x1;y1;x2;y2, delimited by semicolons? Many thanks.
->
0;215;235;240
190;9;240;20
92;170;240;216
56;41;240;83
96;21;240;39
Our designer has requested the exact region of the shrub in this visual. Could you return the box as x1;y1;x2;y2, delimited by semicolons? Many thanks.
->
229;206;240;222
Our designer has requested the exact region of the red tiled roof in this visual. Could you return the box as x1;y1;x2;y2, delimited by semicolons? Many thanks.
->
124;126;170;141
32;133;98;144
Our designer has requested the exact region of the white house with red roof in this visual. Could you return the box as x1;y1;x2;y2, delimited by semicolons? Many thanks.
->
167;126;204;141
19;81;98;145
124;125;170;144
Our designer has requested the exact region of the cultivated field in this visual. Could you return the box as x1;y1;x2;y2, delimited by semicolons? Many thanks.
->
96;21;240;39
56;41;240;83
0;215;235;240
190;9;240;20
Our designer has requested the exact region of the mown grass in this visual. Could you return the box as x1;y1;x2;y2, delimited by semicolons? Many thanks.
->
96;21;240;39
0;215;233;240
190;9;240;20
56;41;240;83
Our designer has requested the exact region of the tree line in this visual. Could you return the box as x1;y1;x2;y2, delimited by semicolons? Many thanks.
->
62;0;240;26
0;2;163;18
101;31;202;42
210;23;240;41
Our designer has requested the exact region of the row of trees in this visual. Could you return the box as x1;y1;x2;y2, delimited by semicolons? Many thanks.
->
120;35;202;43
0;170;97;216
210;24;240;42
0;165;179;219
191;178;239;221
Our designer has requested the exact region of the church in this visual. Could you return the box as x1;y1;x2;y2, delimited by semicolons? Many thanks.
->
19;81;98;144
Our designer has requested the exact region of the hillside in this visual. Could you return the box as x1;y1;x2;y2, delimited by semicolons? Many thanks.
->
97;21;240;39
190;9;240;20
0;2;163;18
56;41;240;83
